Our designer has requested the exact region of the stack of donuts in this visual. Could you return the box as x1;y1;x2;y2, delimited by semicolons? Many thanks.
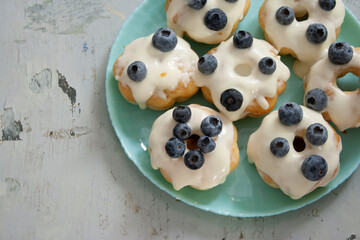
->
112;0;359;200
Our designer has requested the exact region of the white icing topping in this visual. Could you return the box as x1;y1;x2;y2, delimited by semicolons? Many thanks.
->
304;47;360;131
261;0;345;77
149;104;236;190
193;38;290;121
113;34;198;109
247;106;342;199
166;0;249;44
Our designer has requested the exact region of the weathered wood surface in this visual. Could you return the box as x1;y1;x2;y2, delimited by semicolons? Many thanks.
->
0;0;359;239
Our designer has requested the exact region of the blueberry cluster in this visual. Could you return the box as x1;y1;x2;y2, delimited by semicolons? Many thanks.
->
165;106;223;170
270;102;329;181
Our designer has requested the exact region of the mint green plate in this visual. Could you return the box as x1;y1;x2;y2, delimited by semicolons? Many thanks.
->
106;0;360;217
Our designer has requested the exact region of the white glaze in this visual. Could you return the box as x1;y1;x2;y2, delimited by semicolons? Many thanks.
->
113;34;198;109
149;104;236;190
166;0;249;44
304;47;360;131
261;0;345;78
193;38;290;121
247;106;342;199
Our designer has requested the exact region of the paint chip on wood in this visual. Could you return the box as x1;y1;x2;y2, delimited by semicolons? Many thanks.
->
1;108;23;141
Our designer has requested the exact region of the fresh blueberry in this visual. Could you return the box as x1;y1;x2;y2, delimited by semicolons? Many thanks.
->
165;137;185;158
301;155;328;181
275;6;295;25
197;136;216;153
127;61;147;82
328;42;353;65
306;23;328;44
220;88;243;111
184;150;205;170
258;57;277;75
173;123;191;140
204;8;227;31
278;102;303;126
233;30;253;49
152;28;178;52
173;105;191;123
306;123;328;146
225;0;238;2
270;137;290;157
305;88;328;112
198;54;218;74
201;115;223;137
187;0;206;10
319;0;336;11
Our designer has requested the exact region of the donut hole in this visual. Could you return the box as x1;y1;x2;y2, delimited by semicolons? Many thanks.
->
234;63;252;77
293;136;306;152
295;12;309;22
336;72;360;92
186;134;200;150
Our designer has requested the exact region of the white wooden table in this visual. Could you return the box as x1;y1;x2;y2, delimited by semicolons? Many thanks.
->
1;0;359;239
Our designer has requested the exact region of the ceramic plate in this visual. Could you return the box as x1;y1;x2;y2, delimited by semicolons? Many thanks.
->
106;0;360;217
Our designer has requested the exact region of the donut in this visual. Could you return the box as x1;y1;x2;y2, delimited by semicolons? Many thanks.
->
165;0;251;44
192;30;290;121
112;28;199;110
149;104;239;190
304;42;360;131
247;102;342;199
259;0;345;78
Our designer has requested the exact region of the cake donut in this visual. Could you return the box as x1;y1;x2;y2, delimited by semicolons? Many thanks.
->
247;102;342;199
259;0;345;78
165;0;251;44
304;42;360;131
149;104;239;190
193;31;290;121
112;28;199;110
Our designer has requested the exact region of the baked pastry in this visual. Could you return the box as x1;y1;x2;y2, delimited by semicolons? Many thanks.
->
113;28;199;110
193;30;290;121
304;42;360;131
149;104;239;190
259;0;345;78
165;0;251;44
247;102;342;199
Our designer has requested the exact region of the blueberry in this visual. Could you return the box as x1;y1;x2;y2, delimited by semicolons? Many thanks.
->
187;0;206;10
270;137;290;157
301;155;328;181
225;0;238;2
184;150;205;170
275;6;295;25
259;57;277;75
204;8;227;31
305;88;328;112
233;30;253;49
173;105;191;123
198;54;218;74
278;102;303;126
127;61;147;82
165;137;185;158
220;88;243;111
197;136;216;153
328;42;353;65
319;0;336;11
152;28;178;52
173;123;191;140
201;115;223;137
306;123;328;146
306;23;328;44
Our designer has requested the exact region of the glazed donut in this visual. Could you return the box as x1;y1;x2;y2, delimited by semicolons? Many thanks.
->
149;104;239;190
192;31;290;121
247;102;342;199
112;28;199;110
165;0;251;44
259;0;345;78
304;42;360;131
